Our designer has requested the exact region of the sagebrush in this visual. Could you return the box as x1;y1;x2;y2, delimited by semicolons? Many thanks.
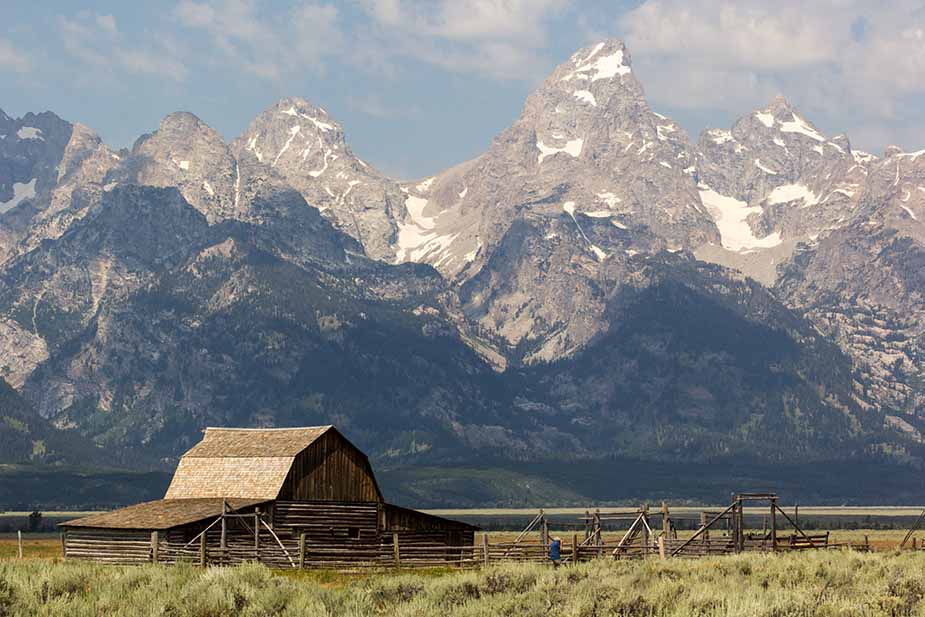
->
2;550;925;616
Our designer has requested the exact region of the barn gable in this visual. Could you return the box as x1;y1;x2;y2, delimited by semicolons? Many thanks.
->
278;427;383;502
164;426;382;502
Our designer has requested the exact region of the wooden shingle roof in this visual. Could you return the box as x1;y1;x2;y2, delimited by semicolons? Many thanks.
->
181;426;332;458
60;498;268;530
164;426;332;500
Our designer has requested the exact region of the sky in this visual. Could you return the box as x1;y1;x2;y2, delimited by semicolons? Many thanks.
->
2;1;924;180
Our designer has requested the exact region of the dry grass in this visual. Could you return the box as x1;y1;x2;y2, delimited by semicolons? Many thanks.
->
4;550;925;615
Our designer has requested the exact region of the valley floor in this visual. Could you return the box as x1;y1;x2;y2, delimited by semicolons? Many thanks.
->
3;546;925;615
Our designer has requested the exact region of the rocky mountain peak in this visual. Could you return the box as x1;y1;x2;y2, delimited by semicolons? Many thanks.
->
522;39;647;136
234;97;347;169
230;98;401;261
124;111;239;223
766;94;796;114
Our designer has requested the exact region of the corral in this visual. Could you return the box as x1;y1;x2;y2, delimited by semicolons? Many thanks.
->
60;426;476;568
59;423;875;571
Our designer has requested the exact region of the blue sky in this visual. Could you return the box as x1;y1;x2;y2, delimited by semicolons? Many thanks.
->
2;1;924;179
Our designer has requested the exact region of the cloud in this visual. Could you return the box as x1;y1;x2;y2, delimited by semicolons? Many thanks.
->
620;1;925;114
95;14;118;34
619;0;925;150
0;38;30;73
57;13;188;81
346;93;421;119
173;0;343;80
358;0;571;81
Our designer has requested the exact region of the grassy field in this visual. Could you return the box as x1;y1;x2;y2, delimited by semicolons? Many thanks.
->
4;550;925;615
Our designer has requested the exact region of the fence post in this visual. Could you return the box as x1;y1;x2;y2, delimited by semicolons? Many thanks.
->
254;512;260;561
658;536;665;560
151;531;159;563
17;531;23;559
392;533;401;568
481;533;489;566
770;498;778;551
571;533;578;564
199;531;207;567
298;533;306;569
220;500;228;553
540;510;549;548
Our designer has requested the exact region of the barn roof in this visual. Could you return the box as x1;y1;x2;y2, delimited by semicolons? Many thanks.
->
164;426;338;500
180;426;332;458
60;498;268;530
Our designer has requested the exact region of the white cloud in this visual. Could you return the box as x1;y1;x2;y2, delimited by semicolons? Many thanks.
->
173;0;343;80
619;0;925;152
96;14;118;34
57;13;188;81
346;93;421;119
358;0;570;80
0;38;30;73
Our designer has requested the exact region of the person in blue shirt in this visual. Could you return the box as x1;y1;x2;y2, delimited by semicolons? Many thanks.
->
549;536;561;567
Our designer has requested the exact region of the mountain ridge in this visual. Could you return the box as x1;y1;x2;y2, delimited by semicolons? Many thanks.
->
1;38;924;505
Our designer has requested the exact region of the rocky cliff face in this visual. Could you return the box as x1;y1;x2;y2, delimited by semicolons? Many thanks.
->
776;149;925;436
694;96;874;285
0;39;922;477
388;41;721;364
231;98;403;262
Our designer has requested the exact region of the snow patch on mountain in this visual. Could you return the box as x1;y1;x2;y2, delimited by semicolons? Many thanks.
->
562;201;608;260
755;112;775;128
564;46;631;82
767;184;820;207
573;90;597;106
597;192;621;208
699;184;782;252
17;126;43;140
0;178;37;213
708;129;734;144
273;125;301;166
395;195;460;264
537;138;583;164
780;114;825;142
899;150;925;161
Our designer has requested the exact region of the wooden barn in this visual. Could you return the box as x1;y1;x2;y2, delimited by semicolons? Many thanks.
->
61;426;476;568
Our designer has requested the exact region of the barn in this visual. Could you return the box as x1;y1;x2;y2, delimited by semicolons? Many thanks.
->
61;426;476;568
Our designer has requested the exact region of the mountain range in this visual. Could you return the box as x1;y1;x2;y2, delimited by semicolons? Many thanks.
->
2;40;924;507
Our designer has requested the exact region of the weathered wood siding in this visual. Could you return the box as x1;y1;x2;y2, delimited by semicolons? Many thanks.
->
380;503;476;548
278;430;382;502
63;529;155;564
274;501;379;540
273;500;381;566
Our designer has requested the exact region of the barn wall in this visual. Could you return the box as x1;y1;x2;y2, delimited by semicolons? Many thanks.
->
379;503;475;548
273;500;382;566
64;529;154;564
273;500;379;540
279;430;382;502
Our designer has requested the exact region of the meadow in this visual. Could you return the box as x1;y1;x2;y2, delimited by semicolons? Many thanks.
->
3;549;925;615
